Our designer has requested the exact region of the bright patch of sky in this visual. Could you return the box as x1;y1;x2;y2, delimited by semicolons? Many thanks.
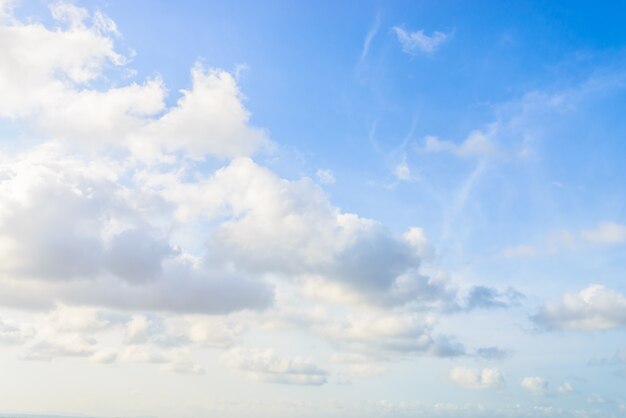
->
1;1;626;417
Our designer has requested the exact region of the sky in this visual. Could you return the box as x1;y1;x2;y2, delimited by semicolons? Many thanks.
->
1;0;626;417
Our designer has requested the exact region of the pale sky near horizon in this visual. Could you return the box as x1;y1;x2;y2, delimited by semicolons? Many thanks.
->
1;1;626;417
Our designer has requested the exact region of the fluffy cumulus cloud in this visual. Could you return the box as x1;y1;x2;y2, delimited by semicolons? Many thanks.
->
533;285;626;331
0;1;531;392
449;367;504;389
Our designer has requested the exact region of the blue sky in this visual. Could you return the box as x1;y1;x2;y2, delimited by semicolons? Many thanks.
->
1;1;626;417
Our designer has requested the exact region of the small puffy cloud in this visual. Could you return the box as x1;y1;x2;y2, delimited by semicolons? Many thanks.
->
582;222;626;245
533;285;626;331
420;131;495;158
520;376;548;395
392;27;450;54
393;157;413;181
316;169;335;184
450;367;504;389
223;348;328;386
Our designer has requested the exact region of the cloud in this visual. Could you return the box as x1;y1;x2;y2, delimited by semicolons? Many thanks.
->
0;1;519;376
163;315;245;348
0;148;274;314
360;14;380;61
130;66;270;160
533;285;626;331
501;221;626;259
582;222;626;245
0;4;269;161
476;346;509;360
392;154;416;182
464;286;524;310
0;317;27;344
125;315;154;344
0;2;124;118
223;348;329;385
22;334;97;361
392;27;450;54
146;156;447;309
316;168;335;184
520;376;548;395
449;367;504;389
43;304;108;333
317;312;465;357
420;132;495;158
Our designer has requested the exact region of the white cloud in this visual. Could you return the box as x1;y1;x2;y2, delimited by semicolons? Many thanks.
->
533;285;626;330
392;27;450;54
520;376;548;395
0;2;124;118
164;315;245;348
360;14;380;61
0;149;274;314
125;315;153;344
449;367;504;389
317;311;464;357
22;334;97;361
0;2;520;379
0;5;269;162
316;168;335;184
130;66;270;160
421;131;495;158
44;304;108;333
582;222;626;245
223;348;328;385
393;158;412;181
